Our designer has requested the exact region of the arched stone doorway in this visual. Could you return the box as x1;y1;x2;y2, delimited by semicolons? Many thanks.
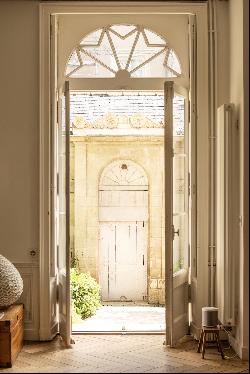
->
98;159;149;301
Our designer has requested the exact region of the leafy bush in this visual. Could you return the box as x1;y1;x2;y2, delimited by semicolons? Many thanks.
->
70;268;101;319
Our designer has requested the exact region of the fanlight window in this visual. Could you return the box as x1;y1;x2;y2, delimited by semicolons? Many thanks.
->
66;24;182;78
100;160;148;187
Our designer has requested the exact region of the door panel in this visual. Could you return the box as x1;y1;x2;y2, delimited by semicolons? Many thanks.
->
165;81;189;346
57;81;71;346
99;221;147;301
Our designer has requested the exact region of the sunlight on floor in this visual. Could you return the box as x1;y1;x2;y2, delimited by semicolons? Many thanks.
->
72;304;165;332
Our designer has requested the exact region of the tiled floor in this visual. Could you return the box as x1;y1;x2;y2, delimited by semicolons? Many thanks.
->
72;304;165;332
0;335;248;373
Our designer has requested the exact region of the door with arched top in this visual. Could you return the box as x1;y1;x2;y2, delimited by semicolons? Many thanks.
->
99;160;149;301
51;12;196;344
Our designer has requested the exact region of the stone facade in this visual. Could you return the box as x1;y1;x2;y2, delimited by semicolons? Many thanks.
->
69;91;185;305
70;134;184;305
70;136;165;304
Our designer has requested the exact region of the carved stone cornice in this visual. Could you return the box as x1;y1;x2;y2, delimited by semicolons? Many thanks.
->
73;113;164;129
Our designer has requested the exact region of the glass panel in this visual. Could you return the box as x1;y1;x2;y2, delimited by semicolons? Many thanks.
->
173;95;185;137
144;29;165;45
65;50;81;76
110;24;137;37
72;60;114;78
167;49;181;75
80;29;102;46
65;25;182;78
172;92;187;273
173;214;185;273
108;30;138;69
131;52;177;78
81;32;116;72
128;33;165;73
66;65;78;76
58;94;66;269
173;156;185;214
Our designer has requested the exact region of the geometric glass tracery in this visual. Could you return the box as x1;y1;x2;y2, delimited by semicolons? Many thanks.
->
65;24;182;78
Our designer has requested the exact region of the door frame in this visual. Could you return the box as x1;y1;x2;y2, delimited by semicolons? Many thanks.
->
39;1;209;341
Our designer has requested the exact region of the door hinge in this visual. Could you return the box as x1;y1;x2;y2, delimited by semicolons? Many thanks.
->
188;284;192;302
56;97;59;125
188;172;191;196
172;225;180;241
188;100;190;123
56;283;59;302
56;172;59;195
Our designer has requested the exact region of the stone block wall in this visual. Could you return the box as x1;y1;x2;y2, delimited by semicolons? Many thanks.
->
70;135;184;305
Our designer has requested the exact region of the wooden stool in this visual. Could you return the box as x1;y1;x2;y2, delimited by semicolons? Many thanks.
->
197;326;225;359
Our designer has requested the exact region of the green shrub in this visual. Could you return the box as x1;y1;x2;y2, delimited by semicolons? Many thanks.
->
70;268;101;319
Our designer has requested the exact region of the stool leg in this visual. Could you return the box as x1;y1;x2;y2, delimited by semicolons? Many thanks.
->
202;331;206;359
197;330;204;353
214;332;220;352
215;332;225;359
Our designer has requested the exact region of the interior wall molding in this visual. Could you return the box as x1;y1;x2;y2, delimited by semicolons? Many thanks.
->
13;262;40;340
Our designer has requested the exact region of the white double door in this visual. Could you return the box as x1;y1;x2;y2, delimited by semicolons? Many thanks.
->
56;80;190;347
99;221;147;302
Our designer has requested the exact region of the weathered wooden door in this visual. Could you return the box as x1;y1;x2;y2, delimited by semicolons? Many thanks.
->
99;221;147;301
99;160;148;302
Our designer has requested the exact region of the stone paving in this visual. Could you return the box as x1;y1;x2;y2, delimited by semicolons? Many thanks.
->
72;303;166;332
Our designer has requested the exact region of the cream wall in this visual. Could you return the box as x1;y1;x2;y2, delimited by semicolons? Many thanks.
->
0;1;40;339
215;0;249;359
0;0;248;353
0;1;39;262
227;0;249;360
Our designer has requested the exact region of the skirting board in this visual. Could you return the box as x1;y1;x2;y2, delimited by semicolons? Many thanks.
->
24;328;40;341
229;335;249;361
190;321;200;340
39;322;58;342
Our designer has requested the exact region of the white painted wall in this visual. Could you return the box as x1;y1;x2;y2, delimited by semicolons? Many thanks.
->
0;1;39;262
0;1;247;353
227;0;249;360
216;0;249;360
0;0;40;339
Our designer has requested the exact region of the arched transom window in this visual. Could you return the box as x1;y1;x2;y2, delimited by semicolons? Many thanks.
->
66;24;182;78
100;160;148;189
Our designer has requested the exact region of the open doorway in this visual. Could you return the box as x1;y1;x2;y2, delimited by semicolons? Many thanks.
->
68;89;186;333
52;14;194;345
69;90;166;332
